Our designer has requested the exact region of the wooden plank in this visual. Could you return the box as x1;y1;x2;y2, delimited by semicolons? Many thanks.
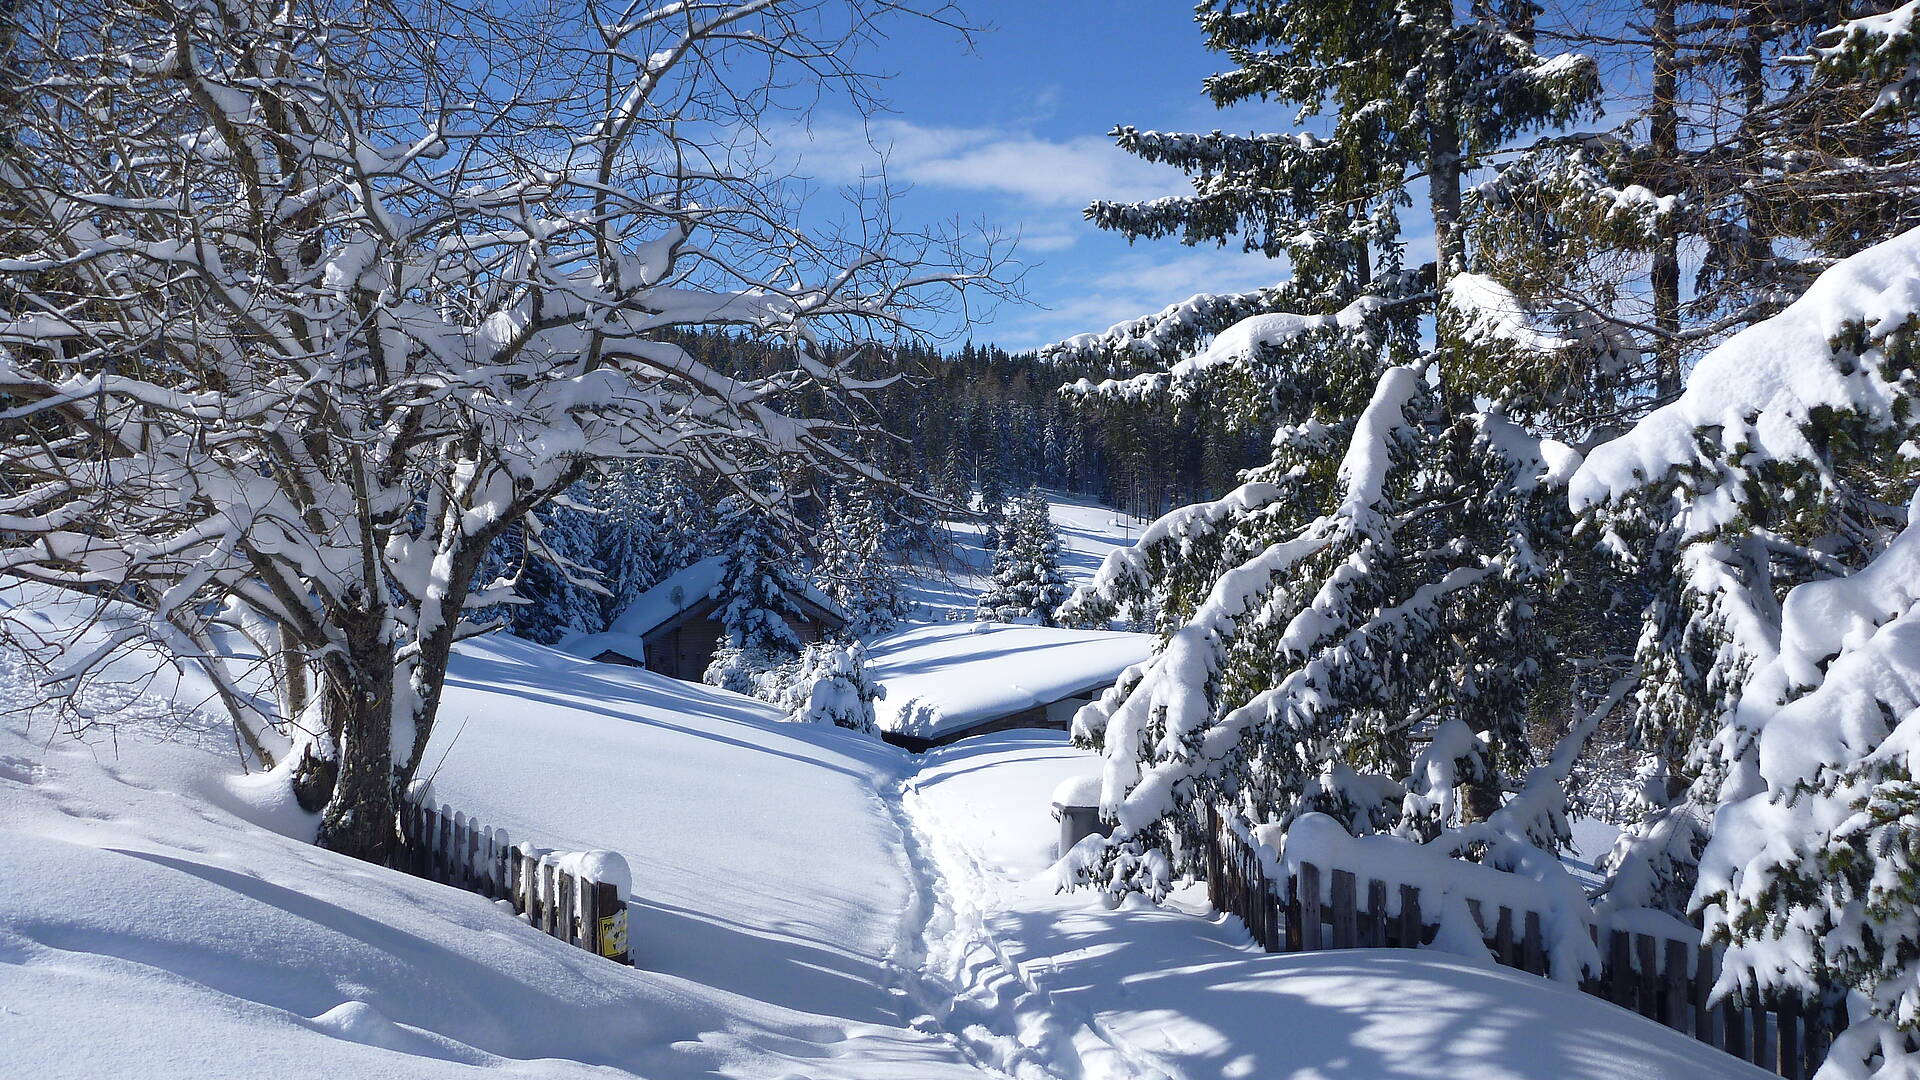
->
1777;994;1801;1080
1724;981;1750;1062
557;872;576;945
466;820;481;893
540;861;558;936
1493;907;1515;969
1206;805;1223;913
1521;911;1544;976
1399;883;1421;950
1330;869;1356;949
424;808;441;881
1608;930;1634;1007
1365;878;1388;950
1693;944;1718;1047
1662;938;1689;1032
437;806;454;884
1752;985;1771;1072
1299;862;1323;951
493;829;510;903
1635;934;1660;1020
1286;883;1303;953
593;880;630;964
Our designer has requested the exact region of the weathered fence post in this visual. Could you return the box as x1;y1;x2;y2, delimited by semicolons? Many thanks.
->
1299;862;1323;950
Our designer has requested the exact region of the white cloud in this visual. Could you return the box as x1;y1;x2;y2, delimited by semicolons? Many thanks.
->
782;116;1183;207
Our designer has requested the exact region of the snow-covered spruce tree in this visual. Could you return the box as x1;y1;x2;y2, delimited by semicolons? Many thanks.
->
815;487;911;636
976;491;1071;625
1568;18;1920;919
0;0;999;862
785;641;883;733
1571;221;1920;1076
1045;0;1608;913
710;487;812;658
1470;0;1920;417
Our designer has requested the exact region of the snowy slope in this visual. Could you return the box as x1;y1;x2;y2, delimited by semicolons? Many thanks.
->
0;632;989;1080
903;491;1149;620
3;602;1747;1080
903;729;1771;1080
864;623;1151;738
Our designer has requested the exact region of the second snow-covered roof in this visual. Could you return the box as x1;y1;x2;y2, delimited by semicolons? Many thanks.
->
606;556;847;638
865;623;1152;738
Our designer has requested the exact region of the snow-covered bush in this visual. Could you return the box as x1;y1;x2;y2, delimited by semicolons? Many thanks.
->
703;645;798;702
785;643;884;733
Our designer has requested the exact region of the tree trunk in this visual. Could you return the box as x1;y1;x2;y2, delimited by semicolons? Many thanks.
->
1425;8;1464;289
1650;0;1683;401
314;618;399;864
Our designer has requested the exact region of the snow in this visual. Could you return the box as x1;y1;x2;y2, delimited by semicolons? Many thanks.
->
904;729;1772;1080
0;631;982;1080
863;622;1153;738
3;590;1771;1080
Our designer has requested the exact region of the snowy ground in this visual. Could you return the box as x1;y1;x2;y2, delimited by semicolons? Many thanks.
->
3;615;1758;1080
904;729;1766;1080
901;491;1146;621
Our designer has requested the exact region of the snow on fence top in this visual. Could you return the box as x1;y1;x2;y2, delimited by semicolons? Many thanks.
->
1264;812;1598;981
864;623;1153;738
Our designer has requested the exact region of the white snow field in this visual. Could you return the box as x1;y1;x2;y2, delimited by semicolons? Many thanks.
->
864;623;1152;740
2;615;1760;1079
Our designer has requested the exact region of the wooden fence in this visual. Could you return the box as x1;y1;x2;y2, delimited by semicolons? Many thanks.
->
394;797;631;965
1202;807;1842;1079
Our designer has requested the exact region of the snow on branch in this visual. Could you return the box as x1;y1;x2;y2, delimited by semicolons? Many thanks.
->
1570;223;1920;531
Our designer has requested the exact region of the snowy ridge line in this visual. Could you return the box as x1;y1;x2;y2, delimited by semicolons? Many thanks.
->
394;792;632;964
888;775;1176;1080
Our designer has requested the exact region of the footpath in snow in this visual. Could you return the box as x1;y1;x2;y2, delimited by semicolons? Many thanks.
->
902;729;1771;1080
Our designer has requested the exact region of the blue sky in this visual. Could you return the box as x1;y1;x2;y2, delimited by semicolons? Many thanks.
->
778;2;1299;352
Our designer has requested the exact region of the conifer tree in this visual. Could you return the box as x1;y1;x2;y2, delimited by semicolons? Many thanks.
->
1046;0;1610;926
786;641;884;733
711;488;810;657
976;492;1071;626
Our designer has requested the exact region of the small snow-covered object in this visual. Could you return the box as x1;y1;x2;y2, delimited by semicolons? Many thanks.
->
552;849;632;901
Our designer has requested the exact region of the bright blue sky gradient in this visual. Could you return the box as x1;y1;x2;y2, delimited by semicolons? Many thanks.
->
780;2;1304;351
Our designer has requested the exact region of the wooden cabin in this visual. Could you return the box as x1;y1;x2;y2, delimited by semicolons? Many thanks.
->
591;558;849;682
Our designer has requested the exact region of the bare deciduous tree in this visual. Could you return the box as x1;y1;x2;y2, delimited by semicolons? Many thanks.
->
0;0;1006;861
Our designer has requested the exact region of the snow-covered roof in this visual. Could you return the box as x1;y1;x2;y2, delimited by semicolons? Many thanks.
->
865;623;1152;739
605;557;846;639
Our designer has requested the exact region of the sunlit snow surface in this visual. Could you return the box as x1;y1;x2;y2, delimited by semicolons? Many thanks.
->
2;584;1753;1080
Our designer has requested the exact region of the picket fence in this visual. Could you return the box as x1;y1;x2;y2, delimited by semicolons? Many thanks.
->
393;796;631;965
1202;806;1843;1079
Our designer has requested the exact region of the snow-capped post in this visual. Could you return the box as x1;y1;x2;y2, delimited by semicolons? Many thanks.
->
1051;775;1111;860
0;0;1009;864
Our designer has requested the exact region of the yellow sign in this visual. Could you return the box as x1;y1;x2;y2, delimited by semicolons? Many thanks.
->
598;909;628;958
